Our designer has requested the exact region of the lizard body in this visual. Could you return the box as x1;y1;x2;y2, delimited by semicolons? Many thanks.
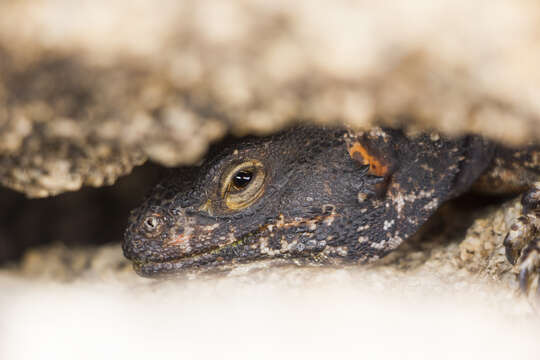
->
123;127;540;291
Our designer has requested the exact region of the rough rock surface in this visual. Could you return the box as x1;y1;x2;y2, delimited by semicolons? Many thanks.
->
1;0;540;197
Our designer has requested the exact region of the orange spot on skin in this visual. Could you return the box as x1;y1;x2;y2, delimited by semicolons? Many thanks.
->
348;142;388;177
166;234;189;246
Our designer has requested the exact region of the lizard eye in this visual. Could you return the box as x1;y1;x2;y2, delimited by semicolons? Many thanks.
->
221;160;266;210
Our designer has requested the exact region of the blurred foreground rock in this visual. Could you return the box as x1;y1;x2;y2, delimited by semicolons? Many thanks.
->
1;0;540;197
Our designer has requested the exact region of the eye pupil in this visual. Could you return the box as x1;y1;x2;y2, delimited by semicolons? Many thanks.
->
232;170;253;189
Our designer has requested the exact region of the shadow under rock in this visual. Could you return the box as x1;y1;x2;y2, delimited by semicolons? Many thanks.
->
0;162;165;265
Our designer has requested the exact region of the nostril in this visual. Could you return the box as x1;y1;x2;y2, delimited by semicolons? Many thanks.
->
143;216;160;232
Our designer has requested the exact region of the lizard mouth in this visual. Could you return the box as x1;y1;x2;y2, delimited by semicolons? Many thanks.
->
131;236;252;277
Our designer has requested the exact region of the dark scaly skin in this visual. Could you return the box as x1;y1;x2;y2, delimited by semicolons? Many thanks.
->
123;127;540;291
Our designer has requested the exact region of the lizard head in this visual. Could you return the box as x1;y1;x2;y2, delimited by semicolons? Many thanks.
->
122;127;385;277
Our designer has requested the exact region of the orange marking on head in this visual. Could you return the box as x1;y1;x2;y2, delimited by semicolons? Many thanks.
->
348;142;388;177
166;234;189;246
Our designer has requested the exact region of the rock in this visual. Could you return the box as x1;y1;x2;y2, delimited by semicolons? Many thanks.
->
1;0;540;197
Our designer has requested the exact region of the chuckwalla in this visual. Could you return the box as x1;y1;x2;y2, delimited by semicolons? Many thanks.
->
123;127;540;292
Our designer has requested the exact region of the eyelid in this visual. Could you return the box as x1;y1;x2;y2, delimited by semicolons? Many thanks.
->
220;160;264;198
220;160;266;211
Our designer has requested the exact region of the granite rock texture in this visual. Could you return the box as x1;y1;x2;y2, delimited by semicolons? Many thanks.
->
1;0;540;197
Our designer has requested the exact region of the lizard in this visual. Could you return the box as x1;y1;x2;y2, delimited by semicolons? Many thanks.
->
122;126;540;293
